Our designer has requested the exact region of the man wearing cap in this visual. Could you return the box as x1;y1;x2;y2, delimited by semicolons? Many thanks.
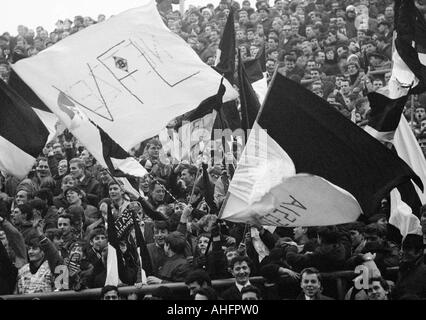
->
392;234;426;299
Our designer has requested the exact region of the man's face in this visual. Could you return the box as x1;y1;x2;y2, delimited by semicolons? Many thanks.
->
347;64;358;75
384;72;391;84
282;25;292;37
103;290;119;300
187;281;202;297
300;273;321;298
210;31;219;42
268;38;277;50
293;226;306;242
226;250;238;264
301;42;312;55
350;230;363;246
247;30;255;40
250;45;259;57
385;6;394;18
66;190;81;205
285;60;295;71
340;81;350;95
70;163;84;179
27;245;44;262
236;30;246;41
239;11;248;23
61;178;75;192
37;160;50;178
420;138;426;157
154;228;168;247
336;17;345;27
420;119;426;132
400;247;421;265
367;281;388;300
91;234;107;251
315;52;325;64
109;184;123;202
11;207;25;226
306;61;316;71
365;43;377;54
15;190;28;205
266;60;275;73
197;236;210;255
415;108;426;121
58;160;68;176
373;80;384;91
231;261;250;285
305;27;314;38
152;184;165;203
181;169;194;185
258;9;268;19
357;30;366;40
58;218;72;235
99;170;112;185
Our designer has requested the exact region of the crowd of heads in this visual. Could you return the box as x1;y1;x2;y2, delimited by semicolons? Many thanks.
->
0;0;426;300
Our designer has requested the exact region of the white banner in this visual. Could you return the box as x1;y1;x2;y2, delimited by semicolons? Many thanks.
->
12;1;237;163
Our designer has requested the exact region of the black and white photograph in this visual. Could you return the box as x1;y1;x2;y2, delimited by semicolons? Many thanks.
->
0;0;425;311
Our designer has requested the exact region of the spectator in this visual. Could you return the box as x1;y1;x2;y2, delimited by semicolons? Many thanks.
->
221;255;252;300
296;267;334;300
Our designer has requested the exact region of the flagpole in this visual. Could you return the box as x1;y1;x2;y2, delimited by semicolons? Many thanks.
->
411;94;415;129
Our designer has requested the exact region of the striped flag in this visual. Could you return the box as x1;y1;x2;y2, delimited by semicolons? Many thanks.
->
364;0;426;237
0;80;49;178
8;70;60;143
219;74;421;227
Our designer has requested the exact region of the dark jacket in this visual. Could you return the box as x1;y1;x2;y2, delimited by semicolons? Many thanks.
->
392;258;426;300
158;254;192;282
76;174;100;207
147;243;167;277
0;240;17;295
286;243;347;272
221;283;242;300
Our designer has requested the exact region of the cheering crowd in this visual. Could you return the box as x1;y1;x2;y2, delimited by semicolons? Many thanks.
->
1;0;426;300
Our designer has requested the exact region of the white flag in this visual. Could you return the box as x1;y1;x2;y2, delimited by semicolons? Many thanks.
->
12;1;238;167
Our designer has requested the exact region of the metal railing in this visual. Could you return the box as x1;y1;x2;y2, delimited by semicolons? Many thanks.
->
2;268;395;300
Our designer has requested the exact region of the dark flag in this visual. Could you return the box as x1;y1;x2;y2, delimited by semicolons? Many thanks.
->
238;51;261;136
0;80;49;178
214;9;236;84
212;9;241;131
90;120;147;179
243;57;264;84
220;74;422;227
131;210;153;277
